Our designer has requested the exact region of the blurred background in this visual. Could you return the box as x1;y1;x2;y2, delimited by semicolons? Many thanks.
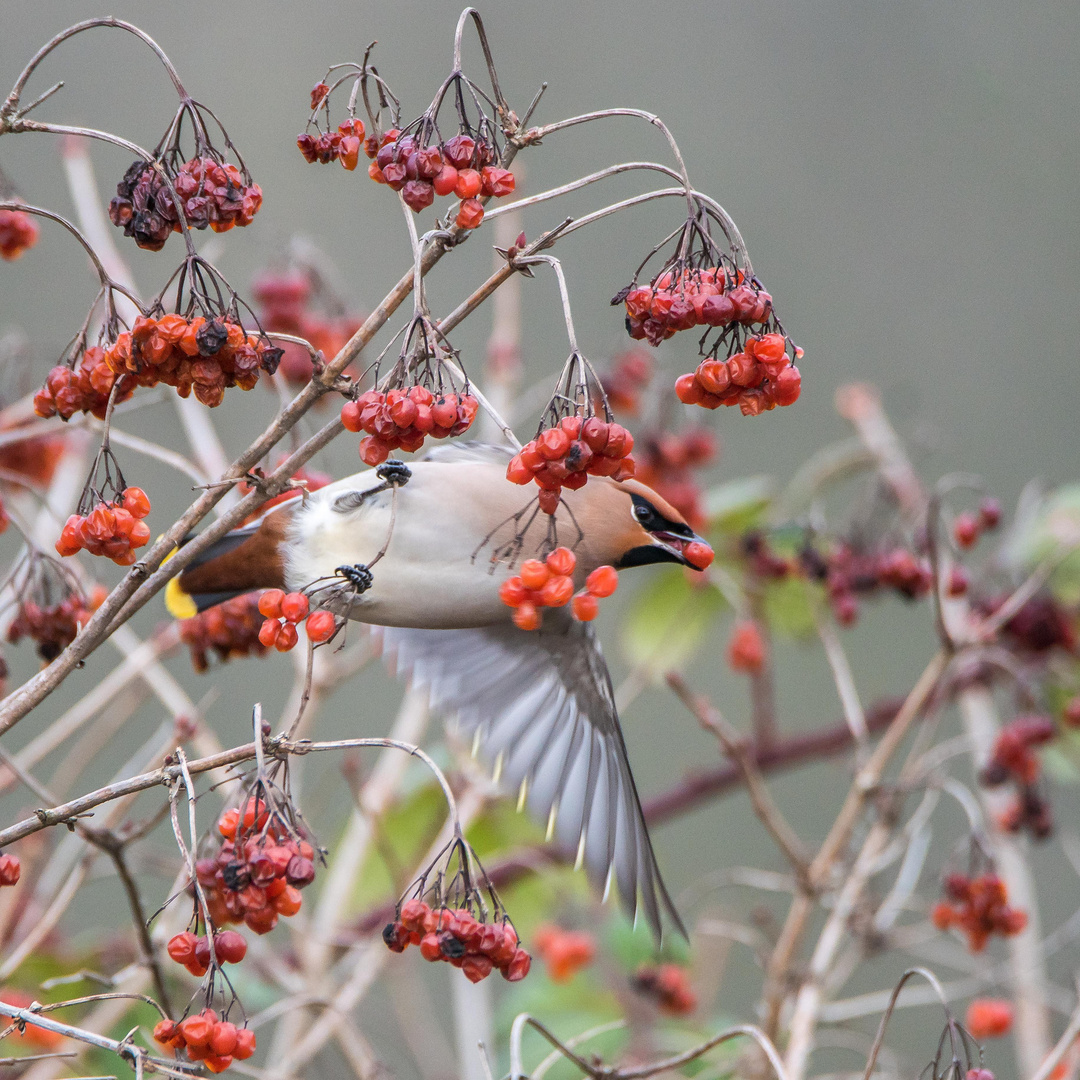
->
1;1;1078;1078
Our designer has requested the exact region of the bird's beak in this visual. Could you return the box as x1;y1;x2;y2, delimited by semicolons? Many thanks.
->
651;530;714;570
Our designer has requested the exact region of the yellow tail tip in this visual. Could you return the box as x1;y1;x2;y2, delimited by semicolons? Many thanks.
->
163;547;197;619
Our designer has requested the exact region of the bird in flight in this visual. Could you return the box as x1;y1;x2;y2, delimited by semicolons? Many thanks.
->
166;443;713;940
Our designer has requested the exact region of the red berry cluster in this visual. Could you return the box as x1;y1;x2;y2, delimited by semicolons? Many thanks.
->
953;499;1002;550
341;387;479;466
256;590;336;651
985;593;1078;655
635;427;717;533
382;898;531;984
252;272;362;387
7;592;98;662
366;131;514;226
103;315;282;408
296;118;366;170
623;267;770;345
179;593;268;673
498;549;620;631
196;799;316;934
631;963;698;1015
153;1011;255;1073
0;430;66;489
931;872;1027;952
675;333;802;416
33;347;133;421
980;716;1056;788
0;853;20;887
166;930;247;977
727;619;766;674
0;209;39;260
56;487;151;566
533;924;596;983
109;157;262;251
506;416;636;515
599;348;654;416
965;999;1014;1040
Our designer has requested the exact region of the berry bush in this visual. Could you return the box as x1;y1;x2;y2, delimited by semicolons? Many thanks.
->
0;11;1077;1080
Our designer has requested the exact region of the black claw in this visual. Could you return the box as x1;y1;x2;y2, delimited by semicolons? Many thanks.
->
336;564;374;593
376;460;412;486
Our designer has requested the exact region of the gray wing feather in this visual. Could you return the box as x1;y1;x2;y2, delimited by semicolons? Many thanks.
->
373;618;685;941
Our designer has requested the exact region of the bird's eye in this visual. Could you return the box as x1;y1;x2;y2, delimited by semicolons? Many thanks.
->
634;503;652;524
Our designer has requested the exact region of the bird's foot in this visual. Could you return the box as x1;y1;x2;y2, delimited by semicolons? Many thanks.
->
376;460;411;486
336;564;374;593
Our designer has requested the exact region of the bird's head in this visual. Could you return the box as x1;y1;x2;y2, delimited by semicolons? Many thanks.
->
594;479;714;571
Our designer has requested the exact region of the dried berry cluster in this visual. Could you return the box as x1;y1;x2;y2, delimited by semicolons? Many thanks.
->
104;315;282;408
599;348;653;416
533;924;596;982
506;417;636;515
56;487;151;566
498;548;620;631
675;333;802;416
196;799;316;934
953;498;1002;550
980;715;1056;839
366;131;514;226
110;156;262;251
0;853;20;887
931;872;1027;952
296;118;366;170
166;930;247;977
252;273;362;387
179;593;267;672
631;963;697;1015
965;999;1014;1040
0;208;39;260
7;591;100;662
341;387;479;466
256;590;336;651
635;427;717;532
33;347;133;421
382;898;531;984
623;268;771;345
153;1010;255;1073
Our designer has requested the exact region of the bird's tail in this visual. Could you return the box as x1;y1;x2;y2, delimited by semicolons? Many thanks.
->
165;506;293;617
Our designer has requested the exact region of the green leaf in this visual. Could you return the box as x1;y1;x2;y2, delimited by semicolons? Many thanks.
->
702;476;775;536
621;567;727;678
1005;484;1080;605
762;575;820;640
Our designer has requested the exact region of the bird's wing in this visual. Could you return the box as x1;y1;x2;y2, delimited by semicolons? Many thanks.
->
373;617;685;941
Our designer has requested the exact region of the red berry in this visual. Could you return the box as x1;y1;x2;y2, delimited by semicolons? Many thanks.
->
280;592;310;623
0;854;21;887
586;565;619;598
121;487;151;518
258;618;281;648
275;622;299;651
232;1029;256;1059
209;1021;238;1057
519;560;550;591
965;999;1014;1039
499;577;528;607
433;165;459;196
727;620;766;673
258;590;285;618
571;593;599;622
214;931;247;964
683;540;714;570
167;931;198;964
513;603;540;631
305;610;336;643
456;198;484;230
454;170;482;199
979;497;1002;530
179;1015;214;1049
953;513;981;550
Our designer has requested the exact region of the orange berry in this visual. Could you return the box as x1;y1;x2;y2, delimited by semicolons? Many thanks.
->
571;593;599;621
545;547;576;576
258;590;285;618
455;198;484;230
179;1015;214;1049
204;1055;233;1073
121;487;151;518
513;603;540;631
217;808;240;838
966;998;1014;1039
519;559;550;591
273;884;303;916
209;1022;238;1057
586;565;619;597
258;618;281;648
683;540;714;570
232;1029;256;1060
537;575;574;608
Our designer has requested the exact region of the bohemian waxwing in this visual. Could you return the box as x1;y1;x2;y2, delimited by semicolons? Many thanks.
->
167;443;713;940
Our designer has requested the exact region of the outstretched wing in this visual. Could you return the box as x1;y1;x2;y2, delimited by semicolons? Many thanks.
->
373;617;685;941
